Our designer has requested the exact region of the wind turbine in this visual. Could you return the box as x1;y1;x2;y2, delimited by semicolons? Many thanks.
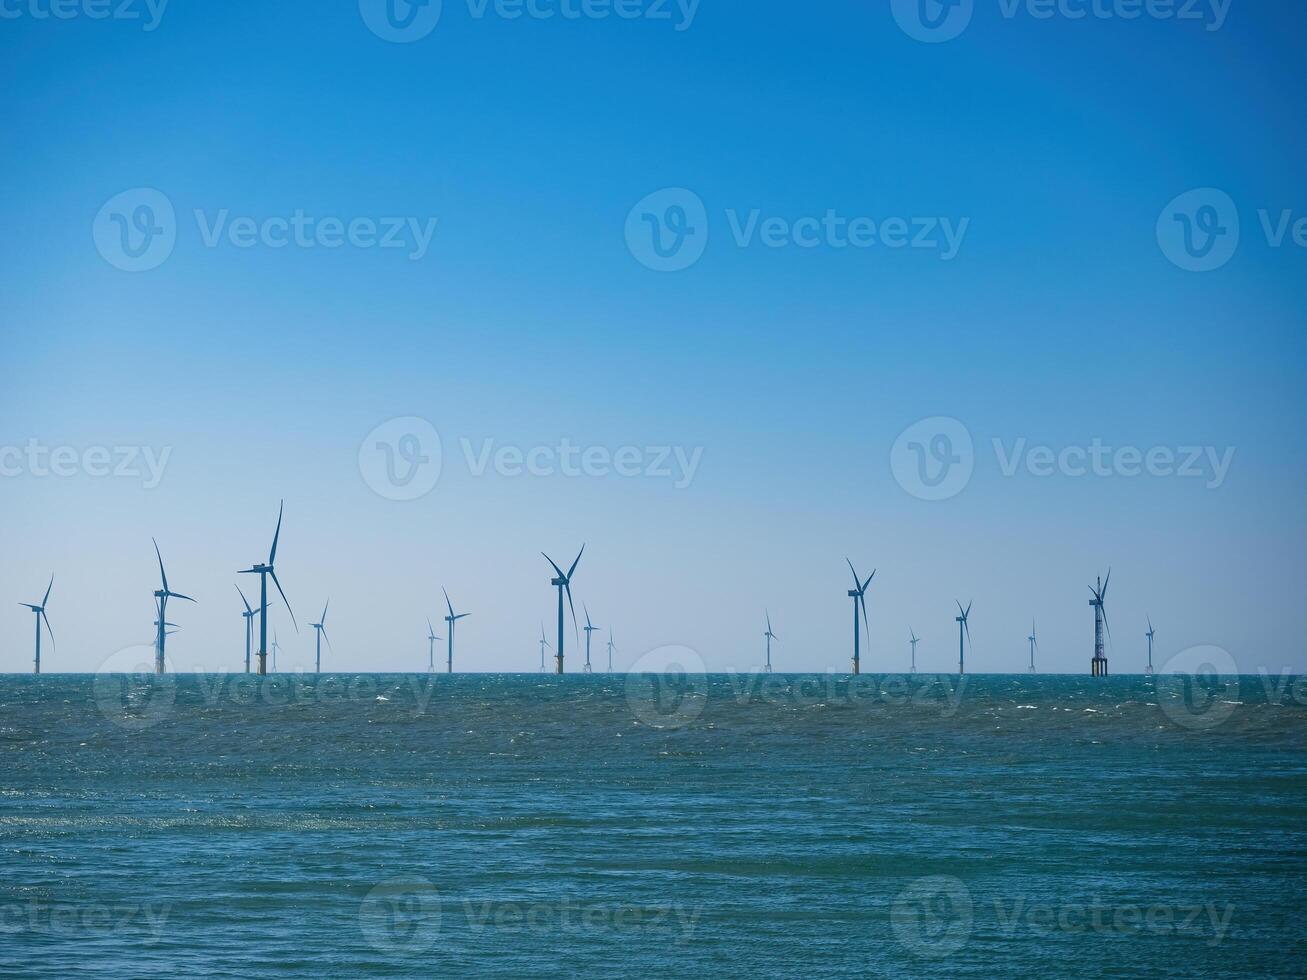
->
152;539;194;675
238;501;297;676
909;628;919;675
1028;620;1038;673
542;545;584;675
310;600;331;674
443;588;469;674
607;630;615;672
20;576;53;675
271;631;281;673
845;559;874;674
955;601;972;675
538;623;551;673
764;611;777;673
1089;571;1111;677
582;604;598;673
426;619;443;673
1145;617;1155;675
237;585;258;673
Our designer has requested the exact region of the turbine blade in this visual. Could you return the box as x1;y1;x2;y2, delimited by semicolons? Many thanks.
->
169;591;197;603
862;570;875;593
542;553;566;579
236;584;253;614
321;599;330;625
845;558;861;589
565;582;579;648
859;592;870;650
965;602;972;618
956;599;965;617
42;575;53;608
153;538;168;592
42;610;54;651
270;570;297;631
1102;568;1110;599
766;610;772;633
454;613;470;621
444;587;454;619
269;500;284;564
567;544;585;580
323;628;333;651
585;602;593;631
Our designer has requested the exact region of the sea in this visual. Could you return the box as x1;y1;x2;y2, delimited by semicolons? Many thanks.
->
1;671;1304;978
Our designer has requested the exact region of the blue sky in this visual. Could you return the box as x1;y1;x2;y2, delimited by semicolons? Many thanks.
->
2;0;1304;674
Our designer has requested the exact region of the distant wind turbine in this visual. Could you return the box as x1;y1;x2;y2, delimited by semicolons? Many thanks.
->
20;576;53;675
1089;571;1111;677
1028;620;1038;673
443;588;469;674
542;545;584;674
237;586;258;673
152;539;194;675
271;631;281;673
238;501;297;676
845;559;875;674
310;600;331;674
539;623;551;673
426;619;443;673
582;604;598;673
955;601;972;675
607;630;615;672
909;628;919;675
764;611;777;673
1145;617;1155;675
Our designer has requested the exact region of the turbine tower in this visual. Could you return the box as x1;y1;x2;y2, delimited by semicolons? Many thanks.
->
1145;617;1155;675
238;501;296;676
542;545;583;675
443;588;469;674
152;539;194;675
237;586;258;673
426;619;442;673
955;601;972;675
1089;571;1111;677
909;628;919;675
607;630;615;672
764;611;777;673
310;600;331;674
1028;620;1038;673
845;559;875;674
582;604;598;673
20;576;54;675
538;623;551;673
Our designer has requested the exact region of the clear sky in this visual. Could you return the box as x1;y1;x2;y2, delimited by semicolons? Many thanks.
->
2;0;1304;675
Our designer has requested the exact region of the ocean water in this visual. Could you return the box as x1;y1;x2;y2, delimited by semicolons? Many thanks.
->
1;672;1305;978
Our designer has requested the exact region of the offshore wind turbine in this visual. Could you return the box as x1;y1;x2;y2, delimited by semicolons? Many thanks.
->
238;501;297;676
237;586;258;673
909;628;919;675
607;630;615;672
443;588;469;674
152;539;194;675
845;559;874;674
538;623;551;673
1028;620;1038;673
310;600;331;674
582;604;598;673
764;611;777;673
955;601;972;675
1145;617;1155;675
1089;571;1111;677
542;545;583;675
20;576;53;675
426;619;443;673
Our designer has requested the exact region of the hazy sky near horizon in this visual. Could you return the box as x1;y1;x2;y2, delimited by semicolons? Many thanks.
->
2;0;1304;675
